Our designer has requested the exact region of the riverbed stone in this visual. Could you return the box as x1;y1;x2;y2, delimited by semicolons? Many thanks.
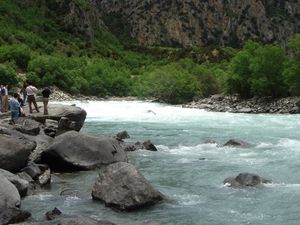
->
58;216;116;225
41;131;128;171
224;173;271;188
0;208;31;225
92;162;165;210
223;139;251;148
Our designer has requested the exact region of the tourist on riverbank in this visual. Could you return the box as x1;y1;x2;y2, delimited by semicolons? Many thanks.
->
1;84;9;112
9;93;20;124
26;83;39;113
42;86;51;115
17;93;25;116
22;82;27;105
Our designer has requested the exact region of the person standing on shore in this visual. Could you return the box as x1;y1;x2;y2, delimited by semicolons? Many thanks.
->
26;83;39;113
0;84;3;112
1;84;9;112
9;93;20;124
22;82;27;105
41;86;51;115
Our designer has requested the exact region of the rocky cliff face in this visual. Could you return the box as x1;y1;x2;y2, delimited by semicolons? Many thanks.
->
44;0;105;40
97;0;300;47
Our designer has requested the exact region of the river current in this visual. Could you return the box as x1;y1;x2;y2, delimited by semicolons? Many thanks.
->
23;101;300;225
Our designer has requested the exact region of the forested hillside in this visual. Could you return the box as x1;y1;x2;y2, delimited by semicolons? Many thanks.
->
0;0;300;104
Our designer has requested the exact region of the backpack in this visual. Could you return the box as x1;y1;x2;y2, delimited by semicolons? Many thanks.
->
0;88;5;95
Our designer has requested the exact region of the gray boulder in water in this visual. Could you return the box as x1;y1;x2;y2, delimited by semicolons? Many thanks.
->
40;131;128;171
92;162;165;210
223;139;252;148
58;216;116;225
224;173;271;188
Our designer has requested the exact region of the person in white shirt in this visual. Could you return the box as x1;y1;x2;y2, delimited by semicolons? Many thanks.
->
25;83;39;113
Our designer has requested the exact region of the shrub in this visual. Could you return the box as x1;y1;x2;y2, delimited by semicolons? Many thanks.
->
139;64;198;104
0;44;31;69
0;64;18;86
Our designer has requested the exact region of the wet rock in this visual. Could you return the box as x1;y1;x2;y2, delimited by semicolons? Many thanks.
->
0;169;29;197
223;139;251;148
45;207;62;221
116;131;130;141
142;140;158;151
41;131;127;171
58;216;117;225
224;173;271;188
92;162;165;211
0;208;31;225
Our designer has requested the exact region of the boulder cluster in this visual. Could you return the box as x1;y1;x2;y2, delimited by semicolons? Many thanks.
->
0;103;165;224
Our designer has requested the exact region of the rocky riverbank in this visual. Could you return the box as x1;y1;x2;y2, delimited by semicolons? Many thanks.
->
50;87;300;114
0;103;166;224
183;95;300;114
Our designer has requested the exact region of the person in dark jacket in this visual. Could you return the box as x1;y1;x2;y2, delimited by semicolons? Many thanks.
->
42;87;51;115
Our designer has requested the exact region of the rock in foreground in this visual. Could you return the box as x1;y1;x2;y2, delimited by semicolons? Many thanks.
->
41;131;127;171
224;173;271;188
0;174;21;210
92;162;165;211
0;134;36;172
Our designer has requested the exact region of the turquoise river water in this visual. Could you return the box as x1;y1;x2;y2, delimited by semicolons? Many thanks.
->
23;101;300;225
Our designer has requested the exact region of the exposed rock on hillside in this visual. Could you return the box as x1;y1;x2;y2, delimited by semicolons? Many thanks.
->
98;0;300;47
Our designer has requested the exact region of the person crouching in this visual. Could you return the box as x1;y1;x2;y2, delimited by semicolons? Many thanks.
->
9;93;20;124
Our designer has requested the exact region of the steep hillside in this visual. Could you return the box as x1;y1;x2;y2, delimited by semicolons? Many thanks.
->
98;0;300;47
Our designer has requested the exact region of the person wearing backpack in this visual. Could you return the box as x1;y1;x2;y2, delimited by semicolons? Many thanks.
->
41;86;51;115
26;83;39;113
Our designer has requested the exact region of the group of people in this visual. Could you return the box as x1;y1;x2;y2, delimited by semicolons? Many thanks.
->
0;82;52;124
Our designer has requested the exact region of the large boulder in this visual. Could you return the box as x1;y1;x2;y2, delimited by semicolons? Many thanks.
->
0;169;29;197
40;131;128;171
58;216;116;225
224;173;271;188
0;134;36;172
0;174;21;210
92;162;165;211
28;104;87;132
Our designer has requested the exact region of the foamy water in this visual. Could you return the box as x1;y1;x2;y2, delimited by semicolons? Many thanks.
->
23;101;300;225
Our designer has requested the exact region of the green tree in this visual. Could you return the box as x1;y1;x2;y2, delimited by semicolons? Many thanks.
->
283;34;300;95
250;45;287;97
140;64;198;104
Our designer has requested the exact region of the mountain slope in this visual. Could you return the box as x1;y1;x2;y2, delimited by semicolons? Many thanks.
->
98;0;300;47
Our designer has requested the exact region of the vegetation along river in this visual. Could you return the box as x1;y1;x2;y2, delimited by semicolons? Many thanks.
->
23;100;300;225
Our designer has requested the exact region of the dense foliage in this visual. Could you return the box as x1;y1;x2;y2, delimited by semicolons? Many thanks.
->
0;1;300;103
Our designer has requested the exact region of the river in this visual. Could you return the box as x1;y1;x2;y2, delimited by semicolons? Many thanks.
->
23;100;300;225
